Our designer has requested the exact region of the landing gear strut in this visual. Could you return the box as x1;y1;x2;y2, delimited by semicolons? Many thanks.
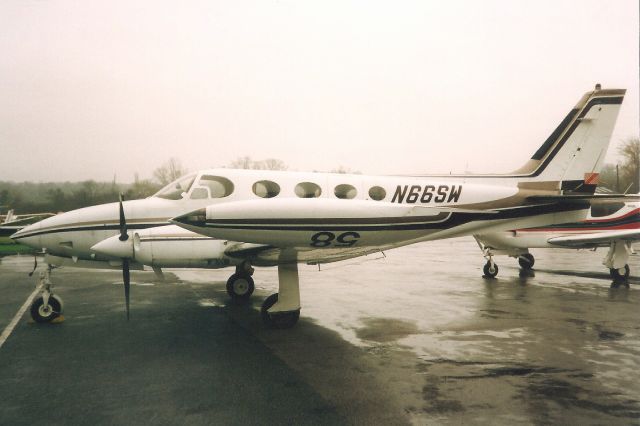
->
610;264;630;281
261;263;300;329
604;240;632;282
226;262;255;302
30;265;64;323
518;253;535;270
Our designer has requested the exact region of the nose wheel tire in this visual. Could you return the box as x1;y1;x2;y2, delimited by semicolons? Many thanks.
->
226;274;255;302
483;261;499;278
610;265;630;281
260;293;300;329
30;295;63;323
518;253;535;270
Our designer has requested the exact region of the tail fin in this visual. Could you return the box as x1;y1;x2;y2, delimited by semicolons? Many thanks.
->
3;210;14;224
515;85;625;194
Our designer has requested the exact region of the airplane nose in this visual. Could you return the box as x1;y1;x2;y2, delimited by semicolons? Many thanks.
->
10;222;42;249
91;234;134;258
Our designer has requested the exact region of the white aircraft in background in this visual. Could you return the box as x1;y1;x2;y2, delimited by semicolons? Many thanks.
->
12;86;625;328
0;210;55;237
474;198;639;281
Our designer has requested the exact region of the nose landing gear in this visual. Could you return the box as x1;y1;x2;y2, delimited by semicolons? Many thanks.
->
30;265;64;323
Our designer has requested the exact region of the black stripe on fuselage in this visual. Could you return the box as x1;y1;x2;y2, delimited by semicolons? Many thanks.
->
199;203;588;232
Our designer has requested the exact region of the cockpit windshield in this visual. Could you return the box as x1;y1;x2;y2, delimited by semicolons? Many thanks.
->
153;173;197;200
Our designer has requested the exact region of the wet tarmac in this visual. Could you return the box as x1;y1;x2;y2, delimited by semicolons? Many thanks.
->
0;238;638;425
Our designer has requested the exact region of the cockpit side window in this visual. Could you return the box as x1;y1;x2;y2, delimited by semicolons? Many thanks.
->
198;175;234;198
153;173;196;200
190;187;209;199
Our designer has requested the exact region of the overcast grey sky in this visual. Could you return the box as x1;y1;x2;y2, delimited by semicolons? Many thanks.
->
1;0;638;182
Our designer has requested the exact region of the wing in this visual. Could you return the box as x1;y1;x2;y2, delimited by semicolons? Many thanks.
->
224;242;397;266
547;229;640;248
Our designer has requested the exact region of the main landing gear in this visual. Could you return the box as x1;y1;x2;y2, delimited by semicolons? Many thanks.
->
30;265;64;323
476;237;534;278
226;261;301;328
261;263;301;329
518;253;535;270
226;262;255;302
605;240;633;284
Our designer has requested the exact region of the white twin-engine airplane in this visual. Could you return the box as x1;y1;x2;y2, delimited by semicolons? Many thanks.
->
12;86;626;328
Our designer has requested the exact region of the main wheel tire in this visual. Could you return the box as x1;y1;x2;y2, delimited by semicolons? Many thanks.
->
30;295;62;323
226;274;255;302
260;293;300;329
518;253;535;270
610;265;630;281
483;261;499;278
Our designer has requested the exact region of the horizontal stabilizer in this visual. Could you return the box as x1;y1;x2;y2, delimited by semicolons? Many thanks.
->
548;229;640;248
526;194;640;204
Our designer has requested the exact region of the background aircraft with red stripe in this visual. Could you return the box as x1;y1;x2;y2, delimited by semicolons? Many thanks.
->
474;197;639;281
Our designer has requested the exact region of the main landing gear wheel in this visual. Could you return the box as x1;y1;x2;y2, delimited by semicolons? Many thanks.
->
518;253;535;270
261;293;300;329
30;294;63;323
610;265;630;281
483;261;499;278
226;274;255;302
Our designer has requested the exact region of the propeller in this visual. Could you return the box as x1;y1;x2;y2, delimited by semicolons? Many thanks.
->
119;194;130;320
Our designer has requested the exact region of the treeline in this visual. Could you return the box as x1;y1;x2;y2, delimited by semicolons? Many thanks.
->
0;157;189;215
0;178;162;214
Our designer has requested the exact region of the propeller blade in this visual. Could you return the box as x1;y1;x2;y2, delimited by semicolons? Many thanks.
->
123;258;130;320
119;193;129;241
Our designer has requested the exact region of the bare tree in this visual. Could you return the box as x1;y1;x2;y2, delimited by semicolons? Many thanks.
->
260;158;288;171
229;156;254;169
153;158;188;185
618;138;639;193
331;166;361;174
228;156;287;170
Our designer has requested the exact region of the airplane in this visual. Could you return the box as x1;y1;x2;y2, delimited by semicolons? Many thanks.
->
12;85;626;328
0;210;55;237
473;197;639;281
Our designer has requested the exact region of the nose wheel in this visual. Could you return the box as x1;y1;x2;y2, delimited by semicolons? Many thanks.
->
483;260;499;278
30;266;64;323
30;294;63;323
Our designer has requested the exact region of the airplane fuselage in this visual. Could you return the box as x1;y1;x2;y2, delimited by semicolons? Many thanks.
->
12;168;589;268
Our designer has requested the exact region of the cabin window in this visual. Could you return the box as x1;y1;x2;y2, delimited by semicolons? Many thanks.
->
253;180;280;198
198;175;234;198
369;186;386;201
154;173;196;200
334;184;357;199
295;182;322;198
590;202;625;217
